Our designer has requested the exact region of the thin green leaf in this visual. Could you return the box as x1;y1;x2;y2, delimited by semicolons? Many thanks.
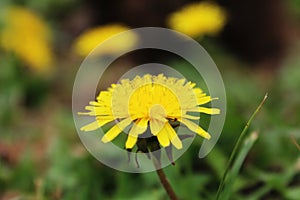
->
220;132;259;200
216;93;268;199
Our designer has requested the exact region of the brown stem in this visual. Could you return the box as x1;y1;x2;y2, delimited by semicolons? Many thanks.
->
291;135;300;150
155;167;179;200
150;149;179;200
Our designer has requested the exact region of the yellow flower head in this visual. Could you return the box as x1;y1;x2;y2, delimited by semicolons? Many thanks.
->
0;6;53;72
79;74;220;150
72;24;137;57
167;1;227;38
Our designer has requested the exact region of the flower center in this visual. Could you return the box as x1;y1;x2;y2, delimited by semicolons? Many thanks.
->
149;104;166;120
127;83;181;120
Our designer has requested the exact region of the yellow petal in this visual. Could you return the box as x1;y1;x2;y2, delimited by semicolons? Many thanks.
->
137;117;149;128
157;124;170;147
198;96;219;105
80;121;101;131
130;118;148;135
187;81;196;88
78;106;112;116
187;107;220;115
80;119;113;131
125;118;149;149
89;101;101;106
87;106;112;114
198;107;220;115
101;118;132;143
150;119;165;135
183;114;200;120
125;135;138;149
197;96;212;105
96;116;115;120
165;123;182;149
178;118;211;139
176;78;186;86
97;91;112;103
193;88;203;95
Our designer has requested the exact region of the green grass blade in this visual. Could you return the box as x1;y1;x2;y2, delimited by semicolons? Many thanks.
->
220;132;259;200
216;93;268;199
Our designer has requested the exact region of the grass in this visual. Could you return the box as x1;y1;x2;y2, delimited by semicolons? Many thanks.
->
216;94;267;199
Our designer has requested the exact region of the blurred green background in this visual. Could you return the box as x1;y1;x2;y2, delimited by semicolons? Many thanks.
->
1;0;300;199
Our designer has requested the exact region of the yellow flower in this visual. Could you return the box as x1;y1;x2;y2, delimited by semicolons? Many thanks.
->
0;6;53;72
72;24;137;57
79;74;220;150
167;1;227;38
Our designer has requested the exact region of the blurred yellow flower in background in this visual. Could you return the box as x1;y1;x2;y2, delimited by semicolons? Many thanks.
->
0;6;53;72
73;24;137;57
167;1;227;38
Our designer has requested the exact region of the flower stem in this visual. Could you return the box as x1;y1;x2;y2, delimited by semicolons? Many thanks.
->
291;135;300;150
156;168;179;200
152;155;179;200
216;93;268;199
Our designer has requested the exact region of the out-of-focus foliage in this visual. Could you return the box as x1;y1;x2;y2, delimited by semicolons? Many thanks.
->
290;0;300;17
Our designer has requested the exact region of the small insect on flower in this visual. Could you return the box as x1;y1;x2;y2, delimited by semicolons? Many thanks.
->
79;74;220;152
